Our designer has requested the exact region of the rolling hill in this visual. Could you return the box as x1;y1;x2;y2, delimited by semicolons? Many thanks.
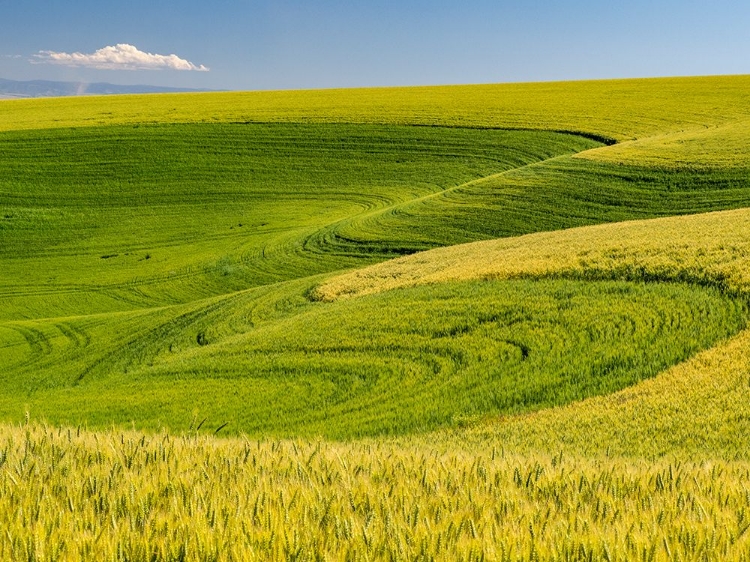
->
1;75;750;560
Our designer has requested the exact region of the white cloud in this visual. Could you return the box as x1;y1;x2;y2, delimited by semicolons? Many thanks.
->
33;44;209;71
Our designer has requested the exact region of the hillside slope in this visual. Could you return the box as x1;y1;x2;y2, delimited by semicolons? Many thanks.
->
3;76;750;560
2;77;750;438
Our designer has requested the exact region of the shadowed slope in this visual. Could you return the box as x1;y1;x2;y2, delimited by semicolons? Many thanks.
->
0;124;593;319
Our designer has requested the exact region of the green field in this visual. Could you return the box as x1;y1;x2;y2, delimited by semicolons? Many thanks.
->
3;277;745;438
2;76;750;560
0;123;598;318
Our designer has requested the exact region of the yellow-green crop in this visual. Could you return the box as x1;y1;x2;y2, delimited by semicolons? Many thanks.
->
3;422;750;562
2;75;750;560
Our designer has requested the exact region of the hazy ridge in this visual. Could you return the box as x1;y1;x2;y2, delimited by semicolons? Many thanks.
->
0;77;212;98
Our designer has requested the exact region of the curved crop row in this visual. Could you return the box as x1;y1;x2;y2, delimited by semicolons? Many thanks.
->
0;123;592;320
0;276;743;438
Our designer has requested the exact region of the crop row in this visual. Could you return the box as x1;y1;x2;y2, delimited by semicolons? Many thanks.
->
1;277;743;439
0;123;592;320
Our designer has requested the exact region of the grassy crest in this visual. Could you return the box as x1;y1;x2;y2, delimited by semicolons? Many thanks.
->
315;208;750;301
3;75;750;171
2;76;749;140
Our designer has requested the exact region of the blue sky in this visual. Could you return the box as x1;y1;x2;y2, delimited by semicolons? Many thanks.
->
1;0;748;90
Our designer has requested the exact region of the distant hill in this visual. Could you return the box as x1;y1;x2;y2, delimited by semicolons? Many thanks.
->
0;77;212;98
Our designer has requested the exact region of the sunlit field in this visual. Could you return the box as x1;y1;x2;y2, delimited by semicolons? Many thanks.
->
2;75;750;559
